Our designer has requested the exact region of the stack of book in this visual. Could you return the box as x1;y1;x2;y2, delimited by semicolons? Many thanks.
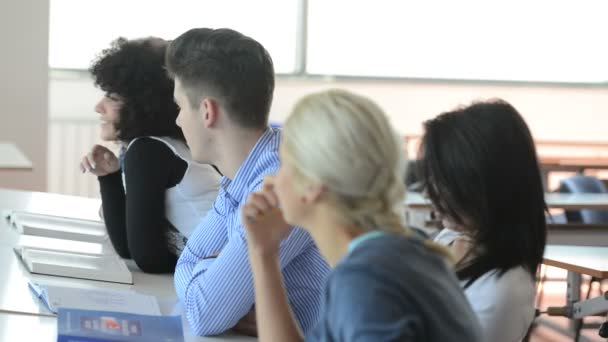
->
6;210;132;284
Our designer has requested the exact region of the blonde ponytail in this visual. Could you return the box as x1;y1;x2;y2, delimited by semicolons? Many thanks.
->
283;89;452;261
282;90;403;233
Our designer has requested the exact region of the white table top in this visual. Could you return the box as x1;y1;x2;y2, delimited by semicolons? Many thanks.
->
0;188;255;341
0;142;32;169
406;192;608;211
543;245;608;279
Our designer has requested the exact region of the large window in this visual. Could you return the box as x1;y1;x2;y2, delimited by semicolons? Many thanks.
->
49;0;299;72
307;0;608;83
50;0;608;83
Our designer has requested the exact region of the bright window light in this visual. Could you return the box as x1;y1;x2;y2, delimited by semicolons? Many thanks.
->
49;0;298;73
307;0;608;83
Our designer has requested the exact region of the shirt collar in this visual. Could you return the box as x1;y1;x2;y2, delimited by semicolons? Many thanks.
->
221;127;280;205
347;231;386;254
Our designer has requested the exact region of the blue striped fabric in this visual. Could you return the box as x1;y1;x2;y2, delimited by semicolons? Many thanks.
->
174;127;330;336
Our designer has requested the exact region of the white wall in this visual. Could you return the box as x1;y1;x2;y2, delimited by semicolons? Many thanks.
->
49;73;608;197
51;75;608;142
0;0;49;191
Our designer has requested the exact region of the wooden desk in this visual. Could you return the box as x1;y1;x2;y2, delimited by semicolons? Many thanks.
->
0;188;255;341
404;135;608;169
0;143;32;169
540;157;608;172
404;135;608;191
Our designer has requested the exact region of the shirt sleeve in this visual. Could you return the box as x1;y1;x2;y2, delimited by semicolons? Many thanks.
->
175;183;314;336
174;207;229;304
326;264;425;342
98;171;128;257
100;138;187;273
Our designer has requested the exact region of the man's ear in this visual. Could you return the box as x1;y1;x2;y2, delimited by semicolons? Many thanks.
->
202;98;220;128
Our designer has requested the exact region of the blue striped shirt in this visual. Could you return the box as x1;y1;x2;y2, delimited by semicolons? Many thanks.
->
174;127;330;336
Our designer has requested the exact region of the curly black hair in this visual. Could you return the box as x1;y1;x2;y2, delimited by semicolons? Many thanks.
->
90;37;184;142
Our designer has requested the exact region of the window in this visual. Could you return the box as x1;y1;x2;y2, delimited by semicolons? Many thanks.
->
306;0;608;83
50;0;608;83
49;0;299;73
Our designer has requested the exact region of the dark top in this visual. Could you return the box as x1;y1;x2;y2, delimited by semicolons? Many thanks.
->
306;234;483;342
98;138;187;273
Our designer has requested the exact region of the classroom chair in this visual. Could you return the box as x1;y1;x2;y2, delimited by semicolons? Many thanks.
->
559;175;608;223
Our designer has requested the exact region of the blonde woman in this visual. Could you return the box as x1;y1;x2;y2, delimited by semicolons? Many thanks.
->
241;90;482;341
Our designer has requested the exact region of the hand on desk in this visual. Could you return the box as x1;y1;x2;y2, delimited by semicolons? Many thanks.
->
80;145;119;176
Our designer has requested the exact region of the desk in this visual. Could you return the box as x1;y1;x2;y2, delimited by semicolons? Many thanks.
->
404;135;608;171
405;192;608;246
544;245;608;279
0;188;255;341
542;245;608;339
406;192;608;211
540;157;608;173
404;136;608;191
0;143;32;169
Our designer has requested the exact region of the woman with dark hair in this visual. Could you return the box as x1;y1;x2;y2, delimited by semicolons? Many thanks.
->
79;37;220;273
421;99;546;342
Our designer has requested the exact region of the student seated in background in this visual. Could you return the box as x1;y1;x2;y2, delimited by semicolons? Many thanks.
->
165;28;329;336
241;89;483;342
421;100;547;342
80;37;220;273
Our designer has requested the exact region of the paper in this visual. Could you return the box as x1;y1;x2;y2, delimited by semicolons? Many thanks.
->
28;282;161;316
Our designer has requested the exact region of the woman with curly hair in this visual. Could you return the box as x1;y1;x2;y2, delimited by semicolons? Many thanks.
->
79;37;220;273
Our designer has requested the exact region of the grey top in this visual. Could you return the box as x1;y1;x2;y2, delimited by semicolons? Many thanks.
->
306;233;483;342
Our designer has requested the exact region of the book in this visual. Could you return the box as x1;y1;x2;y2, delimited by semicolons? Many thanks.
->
15;248;133;284
57;308;184;342
16;235;107;257
8;211;108;243
29;282;161;316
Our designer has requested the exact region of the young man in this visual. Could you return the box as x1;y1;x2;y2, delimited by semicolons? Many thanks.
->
166;28;329;336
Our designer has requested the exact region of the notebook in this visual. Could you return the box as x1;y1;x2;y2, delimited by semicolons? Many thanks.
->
29;282;161;316
8;211;107;243
57;308;183;342
16;235;107;257
15;247;133;284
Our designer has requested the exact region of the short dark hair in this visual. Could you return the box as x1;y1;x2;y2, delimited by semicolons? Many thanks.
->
419;99;547;287
166;28;275;129
90;37;183;142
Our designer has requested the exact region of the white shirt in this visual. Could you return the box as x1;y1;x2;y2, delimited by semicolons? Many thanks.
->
126;136;220;239
434;228;536;342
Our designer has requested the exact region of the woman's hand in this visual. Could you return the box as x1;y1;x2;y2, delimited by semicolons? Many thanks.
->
242;177;292;256
80;144;120;177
